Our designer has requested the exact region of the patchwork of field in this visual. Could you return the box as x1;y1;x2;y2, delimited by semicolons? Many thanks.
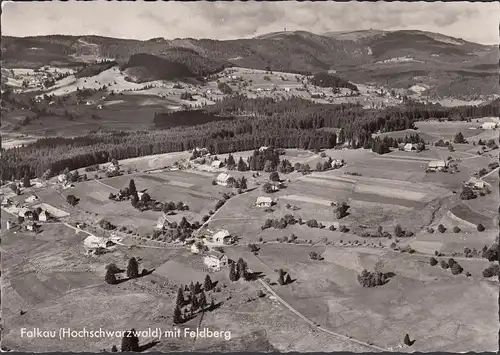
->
250;243;497;352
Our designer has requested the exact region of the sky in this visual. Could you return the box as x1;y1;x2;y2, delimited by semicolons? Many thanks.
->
2;1;499;45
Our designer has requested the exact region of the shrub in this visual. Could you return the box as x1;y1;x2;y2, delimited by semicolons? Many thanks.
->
306;219;319;228
452;226;461;233
329;225;336;231
482;264;500;278
427;227;434;233
437;224;446;233
429;257;438;266
309;252;321;260
477;224;485;232
450;262;463;275
440;260;449;269
447;258;456;267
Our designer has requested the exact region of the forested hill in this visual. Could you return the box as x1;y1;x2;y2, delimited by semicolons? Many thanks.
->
1;97;498;180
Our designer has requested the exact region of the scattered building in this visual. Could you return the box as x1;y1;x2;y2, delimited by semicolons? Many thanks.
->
427;160;447;171
2;197;12;207
25;195;38;203
404;143;417;152
255;196;273;208
58;174;67;183
203;252;230;271
216;173;232;186
26;221;40;232
38;210;49;222
210;229;234;245
466;177;489;189
83;235;115;253
156;213;172;229
482;122;497;130
211;160;224;169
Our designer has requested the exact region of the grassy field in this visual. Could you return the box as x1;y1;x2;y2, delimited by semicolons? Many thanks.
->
247;243;497;352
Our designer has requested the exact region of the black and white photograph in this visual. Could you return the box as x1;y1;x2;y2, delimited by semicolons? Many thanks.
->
1;1;499;352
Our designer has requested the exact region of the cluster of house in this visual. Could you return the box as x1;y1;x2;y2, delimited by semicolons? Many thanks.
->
481;122;498;130
191;229;236;271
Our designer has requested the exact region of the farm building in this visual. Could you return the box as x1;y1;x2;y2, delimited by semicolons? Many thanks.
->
404;143;417;151
427;160;447;171
38;210;49;222
331;159;344;168
97;105;103;110
259;146;268;152
156;213;172;229
6;220;16;230
211;160;224;169
2;197;12;206
26;221;40;232
25;195;38;203
203;252;230;271
83;235;115;252
58;174;67;183
466;177;489;189
18;207;33;219
216;173;232;186
482;122;497;130
107;164;119;172
255;196;273;208
210;229;234;245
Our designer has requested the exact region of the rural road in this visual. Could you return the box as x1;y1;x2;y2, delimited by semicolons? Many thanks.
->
253;270;387;352
480;166;499;180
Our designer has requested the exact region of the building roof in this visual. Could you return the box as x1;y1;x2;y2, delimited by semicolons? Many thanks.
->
205;251;228;260
428;160;446;167
217;173;231;182
211;160;223;167
213;229;231;239
256;196;273;204
18;207;31;217
84;235;112;249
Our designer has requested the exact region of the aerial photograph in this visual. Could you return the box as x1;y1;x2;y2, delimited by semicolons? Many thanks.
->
1;1;498;352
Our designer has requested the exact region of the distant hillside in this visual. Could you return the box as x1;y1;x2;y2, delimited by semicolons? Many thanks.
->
1;30;497;97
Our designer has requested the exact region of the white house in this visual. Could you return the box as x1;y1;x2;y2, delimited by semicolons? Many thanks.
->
203;252;230;271
331;159;344;168
404;143;416;151
38;210;49;222
156;213;172;229
58;174;67;183
482;122;497;130
467;177;489;189
255;196;273;208
211;160;224;169
25;195;38;203
427;160;447;171
216;173;232;186
97;104;103;110
210;229;234;245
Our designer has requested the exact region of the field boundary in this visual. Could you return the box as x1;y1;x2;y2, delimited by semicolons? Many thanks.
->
446;211;477;228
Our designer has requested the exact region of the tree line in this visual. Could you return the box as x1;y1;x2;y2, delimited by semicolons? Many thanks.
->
2;96;498;180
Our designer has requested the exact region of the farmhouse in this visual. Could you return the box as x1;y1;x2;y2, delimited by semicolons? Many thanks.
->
58;174;67;183
331;159;344;168
210;229;234;245
6;220;15;230
2;197;12;206
38;210;49;222
404;143;417;151
203;252;230;271
156;213;172;229
482;122;497;130
83;235;115;251
255;196;273;208
211;160;224;169
25;195;38;203
26;221;40;232
466;177;489;189
216;173;232;186
18;207;33;219
427;160;447;171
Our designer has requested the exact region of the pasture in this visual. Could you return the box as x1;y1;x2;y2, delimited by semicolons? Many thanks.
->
251;243;497;352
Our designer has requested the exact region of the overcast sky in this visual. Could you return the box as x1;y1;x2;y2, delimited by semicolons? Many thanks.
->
2;1;499;45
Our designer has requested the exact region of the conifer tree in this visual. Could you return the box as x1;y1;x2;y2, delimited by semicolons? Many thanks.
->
105;268;118;285
173;306;183;325
176;287;184;307
229;263;239;281
204;275;212;291
126;257;139;279
278;269;286;285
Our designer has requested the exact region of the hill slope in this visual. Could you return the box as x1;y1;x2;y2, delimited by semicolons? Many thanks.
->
1;30;497;97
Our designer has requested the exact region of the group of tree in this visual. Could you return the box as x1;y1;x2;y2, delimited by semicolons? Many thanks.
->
333;201;350;219
66;194;79;206
262;214;299;230
357;269;392;287
173;277;216;324
3;97;498;181
229;258;250;282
